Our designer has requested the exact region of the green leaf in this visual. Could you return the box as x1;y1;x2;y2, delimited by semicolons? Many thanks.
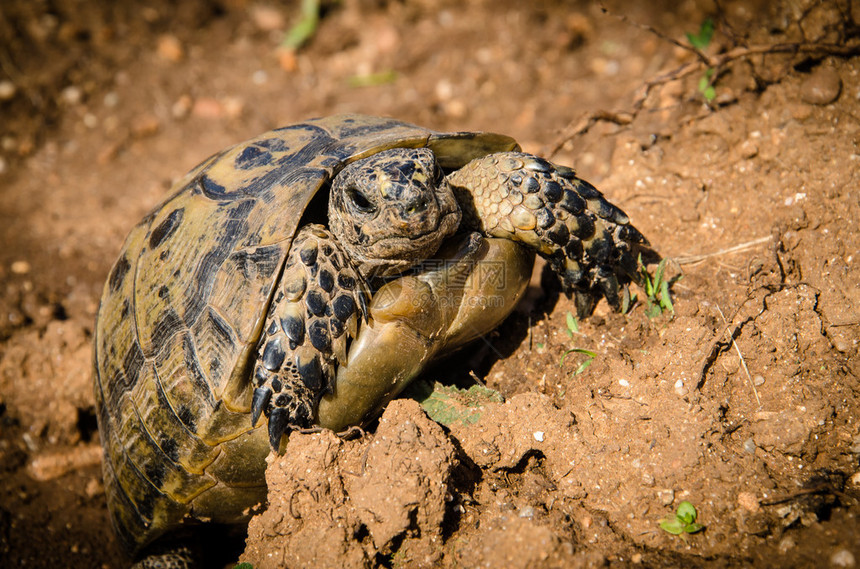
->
560;348;596;372
684;522;705;534
659;278;674;313
653;259;666;289
703;86;716;101
282;0;320;50
406;380;504;426
565;311;579;336
234;564;255;569
574;358;594;376
686;18;714;50
676;501;697;524
645;301;662;319
659;518;685;535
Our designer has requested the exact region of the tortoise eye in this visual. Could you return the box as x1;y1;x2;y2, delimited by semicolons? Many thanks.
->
346;188;375;213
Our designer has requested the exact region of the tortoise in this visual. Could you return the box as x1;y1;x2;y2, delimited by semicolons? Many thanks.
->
93;114;650;565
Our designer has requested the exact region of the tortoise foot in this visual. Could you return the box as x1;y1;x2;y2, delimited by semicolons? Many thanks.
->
448;151;652;314
251;224;368;450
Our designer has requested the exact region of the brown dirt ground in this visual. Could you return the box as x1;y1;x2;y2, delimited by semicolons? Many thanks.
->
1;0;859;567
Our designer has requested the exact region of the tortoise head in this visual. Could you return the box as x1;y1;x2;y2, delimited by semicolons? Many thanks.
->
328;147;461;278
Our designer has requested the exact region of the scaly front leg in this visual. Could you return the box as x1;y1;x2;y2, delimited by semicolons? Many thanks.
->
448;152;652;315
251;224;369;450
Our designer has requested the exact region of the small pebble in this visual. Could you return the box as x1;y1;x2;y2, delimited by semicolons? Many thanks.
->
739;139;758;159
252;70;268;85
250;4;285;31
131;114;160;138
103;91;119;108
753;375;765;386
277;48;298;72
222;97;244;119
657;489;674;505
618;378;630;387
737;491;760;512
192;97;223;118
743;438;757;454
11;260;30;274
435;79;454;101
172;95;193;118
518;506;535;519
157;34;184;62
0;80;16;101
831;549;856;568
801;67;842;105
60;85;83;105
848;471;860;488
533;431;545;442
778;536;796;553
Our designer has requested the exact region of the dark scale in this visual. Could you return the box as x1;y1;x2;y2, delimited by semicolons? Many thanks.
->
307;320;331;352
261;338;285;371
332;295;355;321
542;180;563;203
250;224;367;450
524;156;552;173
523;176;540;193
337;272;356;290
305;290;327;316
535;208;555;230
571;214;595;240
560;189;585;214
281;312;304;346
547;222;570;246
318;269;334;292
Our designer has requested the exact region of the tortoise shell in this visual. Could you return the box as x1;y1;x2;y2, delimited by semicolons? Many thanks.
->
93;114;519;552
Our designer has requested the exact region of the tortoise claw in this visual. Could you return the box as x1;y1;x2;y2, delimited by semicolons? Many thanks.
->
250;386;272;428
267;407;290;450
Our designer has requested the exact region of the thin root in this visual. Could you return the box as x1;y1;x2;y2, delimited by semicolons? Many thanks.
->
716;304;761;408
673;236;772;266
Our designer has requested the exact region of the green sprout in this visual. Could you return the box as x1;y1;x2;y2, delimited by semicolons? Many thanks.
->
234;563;254;569
686;18;714;50
639;256;675;318
686;18;716;102
659;501;705;535
559;311;596;375
698;68;716;103
348;69;398;87
282;0;320;50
